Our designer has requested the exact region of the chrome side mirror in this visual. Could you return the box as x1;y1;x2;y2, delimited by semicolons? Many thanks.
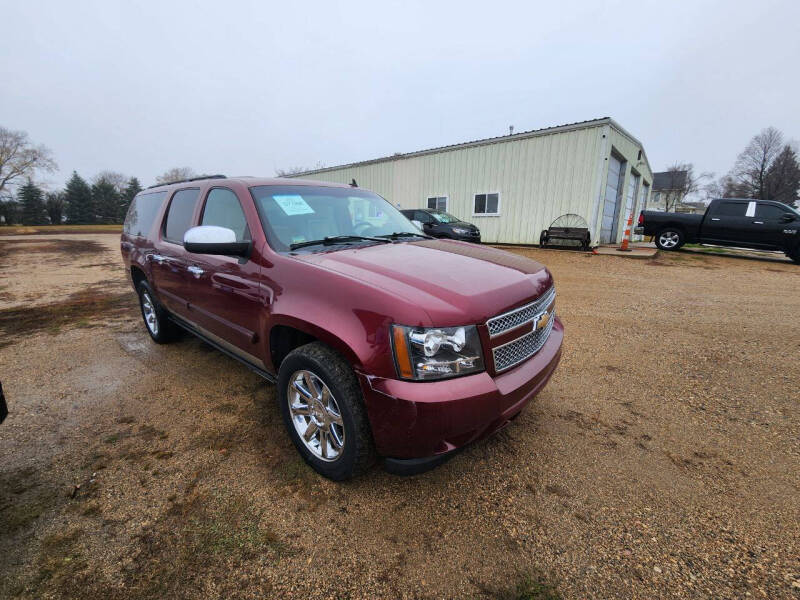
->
183;225;251;257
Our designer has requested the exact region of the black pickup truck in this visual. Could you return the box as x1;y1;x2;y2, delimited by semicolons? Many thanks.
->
637;198;800;264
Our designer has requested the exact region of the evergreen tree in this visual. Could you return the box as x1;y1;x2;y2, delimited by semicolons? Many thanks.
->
0;199;21;225
65;171;93;224
18;180;47;225
120;177;142;221
765;145;800;207
92;177;120;224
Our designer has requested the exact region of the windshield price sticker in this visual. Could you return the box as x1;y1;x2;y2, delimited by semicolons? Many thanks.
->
273;194;315;216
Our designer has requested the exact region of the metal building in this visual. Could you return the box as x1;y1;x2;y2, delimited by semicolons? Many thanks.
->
291;117;652;246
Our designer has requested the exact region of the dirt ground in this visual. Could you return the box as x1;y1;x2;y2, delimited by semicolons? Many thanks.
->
1;234;798;599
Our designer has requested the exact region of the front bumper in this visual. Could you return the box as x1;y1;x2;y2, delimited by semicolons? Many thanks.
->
358;318;563;459
450;232;481;243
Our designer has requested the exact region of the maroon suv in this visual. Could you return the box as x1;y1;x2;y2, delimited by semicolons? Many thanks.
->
121;176;563;479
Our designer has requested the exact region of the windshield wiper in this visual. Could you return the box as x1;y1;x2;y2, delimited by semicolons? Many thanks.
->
289;235;391;251
377;231;430;240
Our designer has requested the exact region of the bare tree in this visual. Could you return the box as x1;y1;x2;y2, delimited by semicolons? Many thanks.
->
93;170;128;193
0;126;57;196
45;190;66;224
726;127;784;199
660;162;712;212
155;167;196;185
275;161;325;177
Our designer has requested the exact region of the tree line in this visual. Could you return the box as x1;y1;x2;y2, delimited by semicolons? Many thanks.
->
3;172;143;226
715;127;799;206
0;124;205;226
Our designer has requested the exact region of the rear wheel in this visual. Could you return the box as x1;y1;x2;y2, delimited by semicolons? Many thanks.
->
655;228;684;251
278;342;375;480
788;246;800;265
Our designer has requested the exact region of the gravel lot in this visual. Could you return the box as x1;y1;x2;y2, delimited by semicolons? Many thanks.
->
1;234;798;599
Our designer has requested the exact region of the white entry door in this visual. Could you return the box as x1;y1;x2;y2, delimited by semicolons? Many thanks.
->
624;172;640;230
600;155;624;243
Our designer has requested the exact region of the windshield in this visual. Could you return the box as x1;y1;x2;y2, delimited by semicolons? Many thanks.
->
250;185;421;252
430;211;461;224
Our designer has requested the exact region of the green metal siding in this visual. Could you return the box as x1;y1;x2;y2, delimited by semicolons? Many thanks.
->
293;120;649;246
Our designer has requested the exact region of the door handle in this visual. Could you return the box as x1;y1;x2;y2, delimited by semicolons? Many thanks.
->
753;221;764;224
710;218;721;221
187;265;204;278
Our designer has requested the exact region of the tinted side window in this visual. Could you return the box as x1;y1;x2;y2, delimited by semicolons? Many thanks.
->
200;188;250;242
755;204;788;219
124;191;166;237
163;189;200;243
416;211;432;223
713;202;746;217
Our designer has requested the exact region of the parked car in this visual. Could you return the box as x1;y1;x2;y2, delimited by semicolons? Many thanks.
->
637;198;800;263
121;176;562;479
400;208;481;243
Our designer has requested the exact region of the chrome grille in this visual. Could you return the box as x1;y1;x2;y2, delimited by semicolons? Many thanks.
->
492;310;555;372
486;287;555;337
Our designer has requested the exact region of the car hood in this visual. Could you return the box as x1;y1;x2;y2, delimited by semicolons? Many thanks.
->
293;239;552;326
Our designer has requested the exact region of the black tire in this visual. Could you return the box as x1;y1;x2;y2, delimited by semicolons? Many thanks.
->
278;342;375;480
137;280;177;343
654;228;685;251
788;246;800;265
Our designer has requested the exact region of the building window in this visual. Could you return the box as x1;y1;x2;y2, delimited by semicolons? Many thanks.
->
427;196;447;211
473;193;500;215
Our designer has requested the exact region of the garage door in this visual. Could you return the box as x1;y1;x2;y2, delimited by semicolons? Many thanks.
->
600;155;623;243
625;172;639;222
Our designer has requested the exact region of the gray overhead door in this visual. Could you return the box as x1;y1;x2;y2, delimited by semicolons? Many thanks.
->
600;155;624;243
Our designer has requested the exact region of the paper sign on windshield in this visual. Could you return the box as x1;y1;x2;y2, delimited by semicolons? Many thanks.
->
273;194;314;216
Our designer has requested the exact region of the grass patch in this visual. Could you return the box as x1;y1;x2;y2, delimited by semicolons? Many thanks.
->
0;224;122;236
191;426;245;452
492;571;562;600
0;490;55;534
0;289;137;348
0;467;60;535
0;238;107;258
23;527;89;594
14;490;288;599
117;491;286;598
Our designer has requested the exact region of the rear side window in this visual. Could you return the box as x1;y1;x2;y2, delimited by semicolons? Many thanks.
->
123;191;166;237
200;188;251;242
713;202;747;217
163;189;200;244
755;204;788;219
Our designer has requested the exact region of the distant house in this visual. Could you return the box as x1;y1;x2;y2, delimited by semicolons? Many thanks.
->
648;170;695;212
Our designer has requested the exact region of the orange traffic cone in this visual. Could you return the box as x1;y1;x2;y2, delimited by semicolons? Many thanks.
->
617;212;634;252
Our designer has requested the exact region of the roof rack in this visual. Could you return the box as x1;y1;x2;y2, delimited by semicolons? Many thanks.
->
146;174;226;189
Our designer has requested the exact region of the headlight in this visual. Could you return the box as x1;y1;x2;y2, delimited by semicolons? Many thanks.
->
452;227;469;234
391;324;484;380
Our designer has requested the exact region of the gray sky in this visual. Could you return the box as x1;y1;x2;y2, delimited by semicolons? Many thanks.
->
2;0;799;190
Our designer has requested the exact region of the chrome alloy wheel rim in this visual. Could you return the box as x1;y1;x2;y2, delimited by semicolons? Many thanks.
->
141;292;159;335
659;231;680;248
287;370;344;462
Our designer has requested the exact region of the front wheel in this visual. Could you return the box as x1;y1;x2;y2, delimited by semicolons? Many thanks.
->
655;228;684;251
278;342;375;480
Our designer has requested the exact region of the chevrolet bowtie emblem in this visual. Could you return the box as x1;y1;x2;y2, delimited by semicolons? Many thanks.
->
535;310;551;331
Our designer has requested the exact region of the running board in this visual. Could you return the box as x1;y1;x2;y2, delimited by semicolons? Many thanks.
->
168;316;277;384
